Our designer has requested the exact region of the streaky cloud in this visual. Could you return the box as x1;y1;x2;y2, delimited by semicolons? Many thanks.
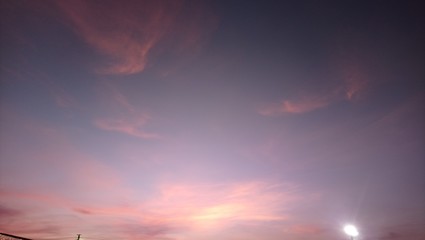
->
259;96;332;115
92;83;160;139
94;116;160;139
258;75;370;116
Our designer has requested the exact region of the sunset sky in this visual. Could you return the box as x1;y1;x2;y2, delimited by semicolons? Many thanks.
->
0;1;424;240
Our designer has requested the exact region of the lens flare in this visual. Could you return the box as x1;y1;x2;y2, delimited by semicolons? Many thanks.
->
344;224;359;237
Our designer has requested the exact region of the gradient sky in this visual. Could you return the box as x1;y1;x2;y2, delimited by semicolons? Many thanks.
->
1;1;424;240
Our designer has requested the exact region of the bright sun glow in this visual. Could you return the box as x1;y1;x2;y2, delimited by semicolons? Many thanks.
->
344;224;359;237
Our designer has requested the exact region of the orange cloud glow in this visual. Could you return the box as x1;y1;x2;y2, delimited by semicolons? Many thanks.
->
142;181;300;232
2;180;304;239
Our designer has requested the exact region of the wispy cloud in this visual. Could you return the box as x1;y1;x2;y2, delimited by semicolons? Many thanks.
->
0;205;22;218
258;48;373;117
258;75;370;116
0;189;78;238
258;96;332;115
51;86;78;108
94;116;160;139
341;63;369;101
0;113;139;238
56;0;216;75
1;60;79;109
0;109;132;201
92;83;160;139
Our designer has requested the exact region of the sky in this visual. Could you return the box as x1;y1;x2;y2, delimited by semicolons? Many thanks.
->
0;0;424;240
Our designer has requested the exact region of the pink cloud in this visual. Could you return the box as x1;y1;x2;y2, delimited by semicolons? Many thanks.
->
329;43;372;102
60;181;303;238
1;108;142;239
342;64;369;101
2;107;326;240
73;207;94;215
0;109;134;204
51;86;78;108
107;85;137;113
258;51;373;117
258;74;370;116
259;96;332;115
2;60;79;110
93;83;160;139
1;152;130;209
0;205;22;218
94;114;160;139
55;0;216;75
0;190;63;206
34;69;79;109
2;181;301;239
142;181;301;233
0;189;83;237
